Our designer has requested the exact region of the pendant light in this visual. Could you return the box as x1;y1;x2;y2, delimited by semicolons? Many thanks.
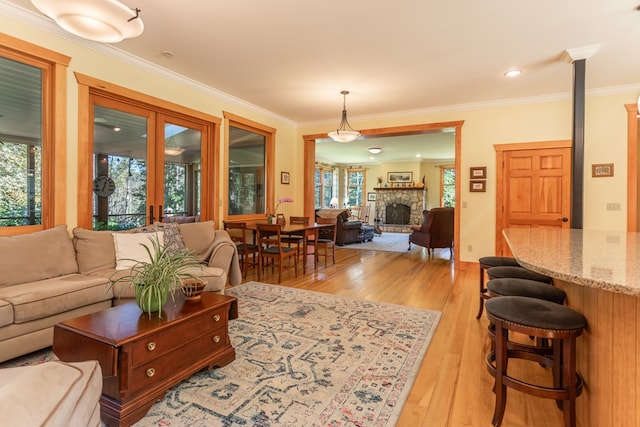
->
31;0;144;43
328;91;361;143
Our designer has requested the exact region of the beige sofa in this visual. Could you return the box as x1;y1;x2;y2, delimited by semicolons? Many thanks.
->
0;222;240;363
0;360;103;427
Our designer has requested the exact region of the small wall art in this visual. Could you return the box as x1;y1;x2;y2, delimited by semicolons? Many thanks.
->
281;171;290;184
470;180;486;192
367;192;376;201
470;167;487;179
592;163;614;178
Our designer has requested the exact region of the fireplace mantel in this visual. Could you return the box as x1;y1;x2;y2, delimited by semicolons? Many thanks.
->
374;186;425;191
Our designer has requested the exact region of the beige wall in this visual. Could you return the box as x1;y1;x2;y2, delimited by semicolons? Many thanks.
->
2;12;635;263
300;94;633;262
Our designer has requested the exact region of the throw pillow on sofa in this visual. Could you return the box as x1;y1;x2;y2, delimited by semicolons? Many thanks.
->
112;231;164;270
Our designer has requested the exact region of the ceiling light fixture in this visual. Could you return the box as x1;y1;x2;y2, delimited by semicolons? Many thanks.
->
368;147;382;154
504;69;521;78
328;90;361;143
31;0;144;43
164;147;185;156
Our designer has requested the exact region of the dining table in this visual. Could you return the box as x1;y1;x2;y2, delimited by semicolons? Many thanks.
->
235;220;334;273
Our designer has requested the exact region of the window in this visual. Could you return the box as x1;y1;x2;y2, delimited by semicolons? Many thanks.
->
76;74;220;230
441;165;456;207
347;168;366;207
224;112;275;219
0;34;69;235
314;164;334;207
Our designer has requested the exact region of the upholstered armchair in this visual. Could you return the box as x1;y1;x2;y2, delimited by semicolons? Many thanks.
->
315;208;362;245
408;207;454;257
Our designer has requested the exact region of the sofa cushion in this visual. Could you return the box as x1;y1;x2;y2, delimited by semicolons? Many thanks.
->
0;360;102;427
112;231;164;270
73;228;117;274
0;225;78;288
178;221;216;261
0;274;110;323
0;300;12;328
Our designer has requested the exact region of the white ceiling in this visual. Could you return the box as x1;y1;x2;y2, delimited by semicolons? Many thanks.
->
3;0;640;163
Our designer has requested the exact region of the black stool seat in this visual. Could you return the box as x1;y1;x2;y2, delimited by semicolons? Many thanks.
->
479;256;520;268
476;257;521;319
487;265;552;284
487;278;566;305
485;296;585;427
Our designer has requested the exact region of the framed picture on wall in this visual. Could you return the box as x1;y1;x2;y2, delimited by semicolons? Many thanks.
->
387;172;412;183
367;192;376;201
281;171;290;184
591;163;614;177
470;167;487;179
470;180;486;192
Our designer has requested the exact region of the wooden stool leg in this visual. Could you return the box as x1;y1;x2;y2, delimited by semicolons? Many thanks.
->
477;265;486;319
492;321;508;427
562;337;578;427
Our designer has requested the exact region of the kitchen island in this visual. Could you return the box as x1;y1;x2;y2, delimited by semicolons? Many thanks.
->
503;228;639;427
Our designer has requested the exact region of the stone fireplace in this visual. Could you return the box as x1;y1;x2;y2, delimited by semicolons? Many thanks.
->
374;187;426;232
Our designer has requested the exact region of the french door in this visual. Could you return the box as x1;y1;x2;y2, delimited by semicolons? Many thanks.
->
89;96;206;230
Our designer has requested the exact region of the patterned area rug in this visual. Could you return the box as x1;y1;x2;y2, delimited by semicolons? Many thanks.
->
2;282;441;426
339;232;414;253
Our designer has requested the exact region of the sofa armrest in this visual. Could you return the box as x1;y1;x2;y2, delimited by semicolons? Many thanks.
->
207;230;242;286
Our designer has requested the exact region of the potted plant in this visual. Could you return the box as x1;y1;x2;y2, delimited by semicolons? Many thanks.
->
108;233;204;318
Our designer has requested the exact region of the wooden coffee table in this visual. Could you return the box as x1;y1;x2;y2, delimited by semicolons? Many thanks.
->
53;292;238;427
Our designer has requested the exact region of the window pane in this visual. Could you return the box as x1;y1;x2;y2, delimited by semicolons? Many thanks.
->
0;57;42;226
323;170;333;206
314;169;321;207
163;123;202;218
228;126;266;215
93;106;148;230
443;168;456;207
347;170;365;207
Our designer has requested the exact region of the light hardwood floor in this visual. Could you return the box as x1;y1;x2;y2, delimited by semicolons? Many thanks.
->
234;243;566;427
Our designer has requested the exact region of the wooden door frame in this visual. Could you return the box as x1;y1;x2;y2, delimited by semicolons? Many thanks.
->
626;103;638;231
303;121;464;267
494;140;572;255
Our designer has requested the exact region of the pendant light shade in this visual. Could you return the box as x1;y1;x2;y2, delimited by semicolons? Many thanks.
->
31;0;144;43
328;91;361;143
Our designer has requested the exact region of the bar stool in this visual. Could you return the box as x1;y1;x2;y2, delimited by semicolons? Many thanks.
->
477;256;521;319
487;265;552;283
487;278;566;305
485;296;585;427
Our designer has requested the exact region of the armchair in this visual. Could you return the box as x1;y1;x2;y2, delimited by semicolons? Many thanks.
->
408;207;454;257
315;208;362;245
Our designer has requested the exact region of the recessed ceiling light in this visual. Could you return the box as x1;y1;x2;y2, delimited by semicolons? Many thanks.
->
416;154;421;158
504;69;521;78
368;147;382;154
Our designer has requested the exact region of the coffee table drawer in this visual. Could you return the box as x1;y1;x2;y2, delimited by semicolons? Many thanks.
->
131;306;228;367
128;330;228;395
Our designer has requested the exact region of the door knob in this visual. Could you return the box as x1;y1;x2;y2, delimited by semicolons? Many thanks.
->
558;217;568;222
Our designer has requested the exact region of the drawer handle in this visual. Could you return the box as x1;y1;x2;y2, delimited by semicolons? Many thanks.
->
146;368;155;377
147;342;156;351
213;314;221;322
213;335;221;343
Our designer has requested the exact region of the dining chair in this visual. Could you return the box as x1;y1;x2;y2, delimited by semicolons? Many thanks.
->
313;217;337;268
281;216;309;255
223;220;258;279
256;223;298;283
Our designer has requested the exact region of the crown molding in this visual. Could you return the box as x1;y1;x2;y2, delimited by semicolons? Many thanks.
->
0;0;296;127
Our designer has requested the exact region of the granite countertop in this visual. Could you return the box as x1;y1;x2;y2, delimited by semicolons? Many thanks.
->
503;228;640;297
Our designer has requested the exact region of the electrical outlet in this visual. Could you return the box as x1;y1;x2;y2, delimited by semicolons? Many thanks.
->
606;202;621;211
462;201;468;208
467;245;473;252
